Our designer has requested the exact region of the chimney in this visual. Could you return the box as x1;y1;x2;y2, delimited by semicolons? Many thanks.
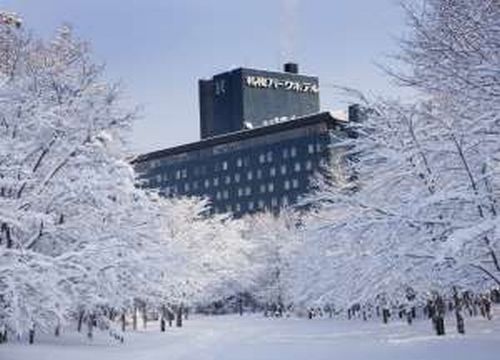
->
283;62;299;74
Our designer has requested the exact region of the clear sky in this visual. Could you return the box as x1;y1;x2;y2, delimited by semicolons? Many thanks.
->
2;0;409;154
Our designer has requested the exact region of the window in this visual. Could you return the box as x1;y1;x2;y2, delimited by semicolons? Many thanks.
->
269;167;276;177
258;200;265;209
308;144;315;154
238;188;244;197
268;182;274;192
216;191;222;200
226;204;232;212
236;158;243;167
156;174;161;183
282;148;289;159
260;184;266;193
257;169;262;179
235;203;241;212
213;177;219;186
290;146;297;158
181;169;187;178
193;181;198;190
248;201;255;210
204;179;210;188
245;186;251;196
292;179;299;188
306;160;312;171
225;175;231;185
266;151;273;162
222;161;228;171
280;165;287;175
234;173;241;183
184;183;190;192
223;190;229;199
175;170;181;180
271;197;278;207
294;162;301;172
316;143;322;152
247;171;253;181
259;154;265;163
284;180;290;190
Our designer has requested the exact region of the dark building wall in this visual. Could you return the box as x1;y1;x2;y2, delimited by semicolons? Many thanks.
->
212;70;244;135
199;66;320;139
241;68;319;128
198;79;214;139
134;113;347;217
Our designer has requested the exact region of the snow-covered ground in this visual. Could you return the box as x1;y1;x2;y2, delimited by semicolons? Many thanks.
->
1;311;500;360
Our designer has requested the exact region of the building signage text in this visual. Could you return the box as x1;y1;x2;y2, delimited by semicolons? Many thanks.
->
245;76;319;94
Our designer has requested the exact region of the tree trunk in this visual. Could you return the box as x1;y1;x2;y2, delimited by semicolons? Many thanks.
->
481;297;492;320
132;307;137;331
1;223;13;249
55;323;60;337
433;295;446;336
453;288;465;334
142;305;147;329
87;314;94;339
238;297;243;316
0;327;7;343
382;309;390;324
28;328;35;344
168;309;173;327
176;305;183;327
455;310;465;334
160;305;166;332
121;313;126;332
77;311;84;332
434;316;445;335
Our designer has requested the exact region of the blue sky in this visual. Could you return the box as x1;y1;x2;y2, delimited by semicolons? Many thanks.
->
2;0;409;153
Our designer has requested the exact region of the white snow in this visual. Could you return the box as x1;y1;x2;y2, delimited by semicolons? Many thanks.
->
1;311;500;360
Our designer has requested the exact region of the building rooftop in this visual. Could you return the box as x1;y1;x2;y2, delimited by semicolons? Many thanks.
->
132;111;346;164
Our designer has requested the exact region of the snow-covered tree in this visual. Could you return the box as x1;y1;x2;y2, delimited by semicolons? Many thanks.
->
243;209;304;313
0;20;159;339
152;196;254;312
293;0;500;314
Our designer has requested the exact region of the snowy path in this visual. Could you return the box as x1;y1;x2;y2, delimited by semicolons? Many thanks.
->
1;312;500;360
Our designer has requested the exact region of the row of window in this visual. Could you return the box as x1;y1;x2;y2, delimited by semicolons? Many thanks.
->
162;178;301;197
146;142;324;173
212;195;292;214
150;160;315;188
